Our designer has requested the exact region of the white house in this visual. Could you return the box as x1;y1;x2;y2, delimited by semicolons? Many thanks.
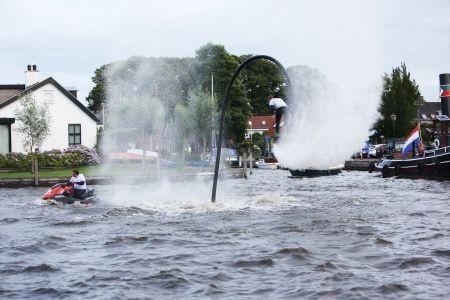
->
0;65;99;153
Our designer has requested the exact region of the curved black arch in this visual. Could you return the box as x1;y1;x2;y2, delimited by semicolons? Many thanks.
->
211;55;291;202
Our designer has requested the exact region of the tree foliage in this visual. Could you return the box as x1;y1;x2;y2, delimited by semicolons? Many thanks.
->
86;65;107;113
193;43;251;145
186;90;217;153
374;63;421;138
86;43;289;150
172;90;217;159
14;92;51;152
239;55;286;115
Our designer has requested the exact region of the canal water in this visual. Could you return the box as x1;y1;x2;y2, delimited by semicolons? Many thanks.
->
1;170;449;299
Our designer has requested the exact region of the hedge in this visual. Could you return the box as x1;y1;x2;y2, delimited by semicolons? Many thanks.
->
0;146;101;170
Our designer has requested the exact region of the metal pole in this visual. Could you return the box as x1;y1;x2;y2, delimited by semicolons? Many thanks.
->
34;148;39;186
211;74;215;150
211;55;291;202
393;122;396;153
249;123;253;175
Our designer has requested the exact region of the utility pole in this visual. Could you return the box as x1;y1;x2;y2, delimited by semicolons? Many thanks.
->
249;122;253;175
211;74;215;149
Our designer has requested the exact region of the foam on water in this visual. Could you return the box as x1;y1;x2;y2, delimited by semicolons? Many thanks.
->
98;174;309;214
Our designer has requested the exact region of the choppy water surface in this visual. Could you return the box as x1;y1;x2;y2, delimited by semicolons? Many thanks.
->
1;170;449;299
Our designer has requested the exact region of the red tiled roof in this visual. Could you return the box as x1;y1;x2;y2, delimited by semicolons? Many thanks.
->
248;115;275;136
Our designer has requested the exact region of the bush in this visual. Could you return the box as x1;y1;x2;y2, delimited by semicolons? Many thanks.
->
64;145;101;165
0;146;101;170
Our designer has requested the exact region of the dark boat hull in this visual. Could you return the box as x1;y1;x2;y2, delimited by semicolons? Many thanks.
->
375;147;450;180
289;167;342;177
51;189;95;204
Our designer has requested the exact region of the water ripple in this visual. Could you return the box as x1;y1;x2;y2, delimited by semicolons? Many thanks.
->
1;170;449;298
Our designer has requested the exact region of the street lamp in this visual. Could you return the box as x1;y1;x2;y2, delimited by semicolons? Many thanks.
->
391;113;397;152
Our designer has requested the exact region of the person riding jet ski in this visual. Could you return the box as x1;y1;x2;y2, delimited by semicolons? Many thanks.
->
70;169;87;199
42;169;94;204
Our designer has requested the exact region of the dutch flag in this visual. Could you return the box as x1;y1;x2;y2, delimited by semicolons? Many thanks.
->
402;124;421;156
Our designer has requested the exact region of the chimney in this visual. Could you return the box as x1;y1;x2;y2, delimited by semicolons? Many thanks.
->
25;64;40;87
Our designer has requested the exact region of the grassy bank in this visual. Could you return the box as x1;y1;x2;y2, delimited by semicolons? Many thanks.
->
0;164;212;180
0;166;99;180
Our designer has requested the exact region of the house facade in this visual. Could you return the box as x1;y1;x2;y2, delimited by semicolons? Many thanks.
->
246;115;276;138
0;65;99;154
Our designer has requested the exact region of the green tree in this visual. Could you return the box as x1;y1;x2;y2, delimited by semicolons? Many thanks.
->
14;92;51;153
193;43;251;145
186;89;217;155
239;55;286;115
250;132;265;158
173;103;191;162
89;43;285;147
108;95;166;164
86;65;107;114
375;63;421;138
86;57;194;118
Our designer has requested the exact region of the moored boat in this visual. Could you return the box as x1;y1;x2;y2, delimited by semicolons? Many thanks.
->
289;165;344;177
373;146;450;180
255;157;278;170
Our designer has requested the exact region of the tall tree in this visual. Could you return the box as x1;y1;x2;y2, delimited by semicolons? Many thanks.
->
193;43;251;145
86;65;107;114
14;92;51;153
186;90;217;154
239;55;286;115
375;63;421;138
107;94;165;163
86;57;194;118
173;103;191;162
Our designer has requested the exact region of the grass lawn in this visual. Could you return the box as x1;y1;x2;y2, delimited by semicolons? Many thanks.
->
0;163;211;180
0;165;100;180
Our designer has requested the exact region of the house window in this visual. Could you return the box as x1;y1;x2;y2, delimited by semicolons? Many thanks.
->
262;120;266;125
68;124;81;146
43;90;54;104
0;124;10;154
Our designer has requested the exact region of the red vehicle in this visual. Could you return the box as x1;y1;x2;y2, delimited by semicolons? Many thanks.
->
43;183;94;204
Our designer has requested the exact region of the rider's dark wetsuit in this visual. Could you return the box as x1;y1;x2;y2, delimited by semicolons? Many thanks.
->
269;97;288;135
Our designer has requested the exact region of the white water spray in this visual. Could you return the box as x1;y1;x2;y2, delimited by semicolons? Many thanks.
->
273;1;382;170
274;65;381;170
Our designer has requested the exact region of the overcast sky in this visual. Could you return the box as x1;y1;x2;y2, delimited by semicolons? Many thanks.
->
1;0;449;104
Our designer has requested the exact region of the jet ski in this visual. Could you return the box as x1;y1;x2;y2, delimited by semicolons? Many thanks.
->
42;182;95;204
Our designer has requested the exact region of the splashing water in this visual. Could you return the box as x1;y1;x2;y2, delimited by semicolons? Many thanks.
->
100;172;307;215
274;65;381;170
